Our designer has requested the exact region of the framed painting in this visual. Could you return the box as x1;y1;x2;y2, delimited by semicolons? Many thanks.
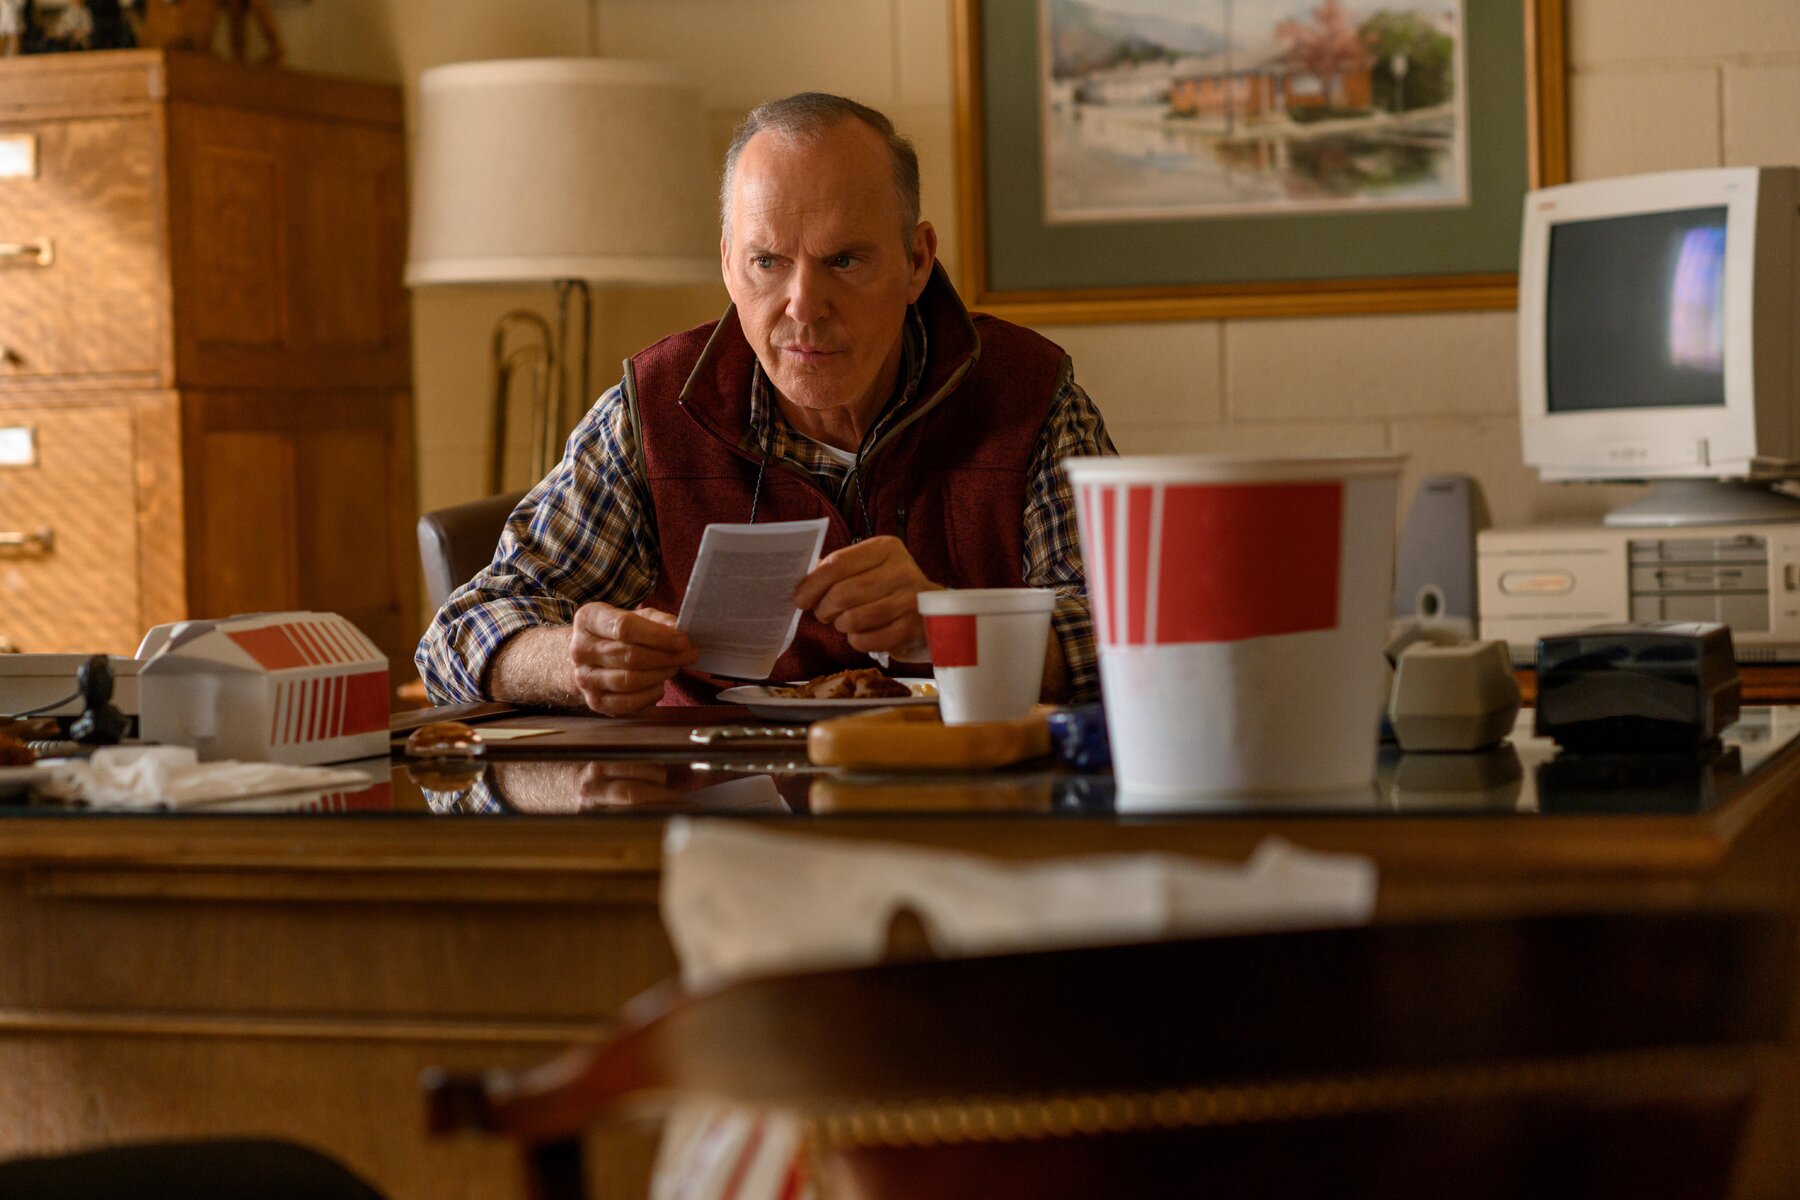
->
952;0;1567;322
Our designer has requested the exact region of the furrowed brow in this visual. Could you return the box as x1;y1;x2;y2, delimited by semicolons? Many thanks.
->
825;240;881;258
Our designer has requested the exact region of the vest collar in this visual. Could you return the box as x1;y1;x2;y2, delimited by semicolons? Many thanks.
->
675;262;981;451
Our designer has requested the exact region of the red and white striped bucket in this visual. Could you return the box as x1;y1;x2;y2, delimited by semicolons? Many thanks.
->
1064;454;1404;799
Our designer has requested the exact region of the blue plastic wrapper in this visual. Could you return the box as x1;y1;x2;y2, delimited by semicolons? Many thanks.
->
1046;703;1111;771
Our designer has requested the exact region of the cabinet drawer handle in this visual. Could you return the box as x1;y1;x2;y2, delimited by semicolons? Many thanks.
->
0;526;54;557
0;238;53;267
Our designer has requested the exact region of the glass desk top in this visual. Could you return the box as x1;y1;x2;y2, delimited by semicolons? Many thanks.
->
10;708;1798;821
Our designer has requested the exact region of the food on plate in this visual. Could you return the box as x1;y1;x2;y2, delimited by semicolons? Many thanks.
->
0;733;35;767
768;669;913;701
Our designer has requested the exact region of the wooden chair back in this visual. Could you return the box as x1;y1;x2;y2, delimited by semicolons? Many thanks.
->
426;910;1795;1200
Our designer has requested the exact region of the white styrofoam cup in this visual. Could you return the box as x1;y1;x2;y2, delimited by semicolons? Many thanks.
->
918;588;1055;725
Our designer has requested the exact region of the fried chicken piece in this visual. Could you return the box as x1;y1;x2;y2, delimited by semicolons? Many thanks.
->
769;668;912;700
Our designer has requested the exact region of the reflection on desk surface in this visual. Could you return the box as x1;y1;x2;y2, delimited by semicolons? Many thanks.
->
13;709;1800;820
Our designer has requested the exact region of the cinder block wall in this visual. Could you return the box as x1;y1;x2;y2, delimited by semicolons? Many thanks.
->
275;0;1800;531
1030;0;1800;528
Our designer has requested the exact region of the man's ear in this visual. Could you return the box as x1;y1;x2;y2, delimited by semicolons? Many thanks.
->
908;220;939;302
719;232;731;284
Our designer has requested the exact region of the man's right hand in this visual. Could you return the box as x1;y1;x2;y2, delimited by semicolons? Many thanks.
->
568;603;697;715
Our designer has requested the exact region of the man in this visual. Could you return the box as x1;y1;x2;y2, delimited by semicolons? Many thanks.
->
418;93;1115;714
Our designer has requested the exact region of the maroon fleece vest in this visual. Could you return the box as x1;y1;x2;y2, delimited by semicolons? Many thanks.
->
629;269;1066;704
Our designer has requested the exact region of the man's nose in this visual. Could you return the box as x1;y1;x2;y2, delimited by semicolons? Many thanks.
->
785;262;830;326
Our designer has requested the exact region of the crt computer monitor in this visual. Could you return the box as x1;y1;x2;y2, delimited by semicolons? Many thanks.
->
1517;166;1800;526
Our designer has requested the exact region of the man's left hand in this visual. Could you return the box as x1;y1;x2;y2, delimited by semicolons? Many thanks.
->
795;535;939;660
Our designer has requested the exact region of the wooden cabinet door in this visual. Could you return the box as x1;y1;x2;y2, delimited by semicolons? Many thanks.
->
166;102;409;392
0;115;163;385
0;401;143;654
186;388;418;670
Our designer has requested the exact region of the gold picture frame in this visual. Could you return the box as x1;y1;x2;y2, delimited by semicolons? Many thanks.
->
953;0;1568;324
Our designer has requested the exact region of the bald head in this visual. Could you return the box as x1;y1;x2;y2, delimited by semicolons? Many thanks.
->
720;92;921;248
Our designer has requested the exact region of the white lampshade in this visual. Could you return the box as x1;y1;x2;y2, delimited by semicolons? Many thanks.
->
406;58;720;287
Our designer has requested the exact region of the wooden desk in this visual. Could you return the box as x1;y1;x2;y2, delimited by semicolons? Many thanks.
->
1;715;1798;1199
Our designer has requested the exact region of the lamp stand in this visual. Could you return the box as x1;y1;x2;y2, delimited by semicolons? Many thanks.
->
486;278;593;495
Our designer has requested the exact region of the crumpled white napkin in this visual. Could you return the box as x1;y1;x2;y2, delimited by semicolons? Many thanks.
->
38;746;374;810
662;818;1378;992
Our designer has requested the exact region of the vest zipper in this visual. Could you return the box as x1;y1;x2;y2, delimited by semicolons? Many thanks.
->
856;355;975;473
831;354;973;545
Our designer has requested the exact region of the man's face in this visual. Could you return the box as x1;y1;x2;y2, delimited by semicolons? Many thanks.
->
721;121;936;437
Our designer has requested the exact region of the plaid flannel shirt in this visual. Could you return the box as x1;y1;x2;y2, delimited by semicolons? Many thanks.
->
416;310;1115;706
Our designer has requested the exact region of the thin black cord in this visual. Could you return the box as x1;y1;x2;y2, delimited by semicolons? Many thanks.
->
846;437;874;540
748;415;773;525
3;686;80;720
752;387;878;536
752;409;874;537
836;302;919;539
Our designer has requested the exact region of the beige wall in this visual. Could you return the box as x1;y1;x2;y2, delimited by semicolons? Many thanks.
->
279;0;1800;529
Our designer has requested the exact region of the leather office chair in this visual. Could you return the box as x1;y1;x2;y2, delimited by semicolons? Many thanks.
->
425;909;1794;1200
417;491;527;611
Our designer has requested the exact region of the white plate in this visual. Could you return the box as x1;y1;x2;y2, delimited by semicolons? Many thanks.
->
0;765;57;801
718;678;938;723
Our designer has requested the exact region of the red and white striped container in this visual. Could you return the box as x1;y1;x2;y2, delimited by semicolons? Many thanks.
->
138;612;389;765
1064;454;1404;799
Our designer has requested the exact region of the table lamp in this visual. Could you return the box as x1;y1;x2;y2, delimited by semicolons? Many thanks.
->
406;58;718;492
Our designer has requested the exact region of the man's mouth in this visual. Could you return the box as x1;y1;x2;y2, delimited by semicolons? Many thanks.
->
780;345;842;362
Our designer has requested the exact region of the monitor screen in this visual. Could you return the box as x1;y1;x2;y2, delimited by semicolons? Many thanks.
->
1545;205;1728;413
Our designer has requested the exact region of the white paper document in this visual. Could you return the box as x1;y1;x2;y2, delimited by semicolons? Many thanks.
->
675;519;829;679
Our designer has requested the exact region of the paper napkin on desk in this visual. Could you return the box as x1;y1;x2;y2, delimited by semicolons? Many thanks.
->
661;819;1378;991
38;746;374;810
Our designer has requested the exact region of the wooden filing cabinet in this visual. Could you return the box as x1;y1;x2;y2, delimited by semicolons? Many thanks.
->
0;49;418;666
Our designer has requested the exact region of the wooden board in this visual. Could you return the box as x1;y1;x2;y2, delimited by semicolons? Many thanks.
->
809;705;1053;770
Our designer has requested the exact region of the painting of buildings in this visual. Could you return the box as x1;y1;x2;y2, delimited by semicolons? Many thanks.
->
1042;0;1467;222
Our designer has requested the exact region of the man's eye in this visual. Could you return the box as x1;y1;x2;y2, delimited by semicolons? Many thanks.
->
752;255;777;269
827;254;857;269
